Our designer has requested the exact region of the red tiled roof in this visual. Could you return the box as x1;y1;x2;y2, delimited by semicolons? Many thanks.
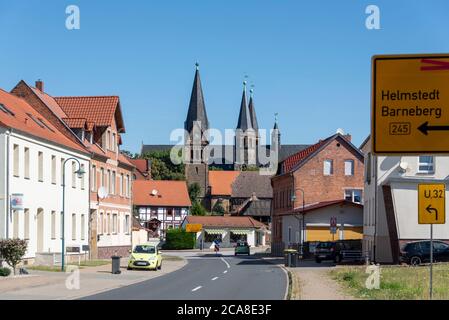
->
281;137;331;173
31;87;68;119
209;171;240;196
184;216;266;229
118;153;135;168
129;159;148;174
0;89;88;155
286;199;363;215
54;96;124;131
133;180;191;207
62;117;87;129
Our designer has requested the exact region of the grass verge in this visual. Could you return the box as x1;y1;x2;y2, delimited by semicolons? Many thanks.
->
330;263;449;300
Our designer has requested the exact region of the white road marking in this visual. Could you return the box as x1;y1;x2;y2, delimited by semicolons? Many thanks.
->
221;257;231;269
211;277;219;281
223;270;228;274
191;286;202;292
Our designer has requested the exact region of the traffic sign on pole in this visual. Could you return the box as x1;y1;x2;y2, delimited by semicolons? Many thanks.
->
371;54;449;154
418;184;446;225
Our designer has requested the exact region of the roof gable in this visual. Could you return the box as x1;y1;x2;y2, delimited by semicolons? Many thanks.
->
54;96;125;132
281;134;364;174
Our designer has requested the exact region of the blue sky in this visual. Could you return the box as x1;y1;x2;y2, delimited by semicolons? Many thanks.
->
1;1;449;153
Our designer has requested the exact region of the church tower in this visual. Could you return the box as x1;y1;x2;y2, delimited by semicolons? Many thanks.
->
271;113;281;156
184;63;209;198
248;88;260;165
235;81;257;170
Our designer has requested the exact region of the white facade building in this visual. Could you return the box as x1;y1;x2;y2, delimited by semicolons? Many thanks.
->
361;136;449;263
0;91;90;264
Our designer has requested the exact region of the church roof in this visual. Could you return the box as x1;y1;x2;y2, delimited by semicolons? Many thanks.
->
248;95;259;132
184;66;209;133
236;84;252;131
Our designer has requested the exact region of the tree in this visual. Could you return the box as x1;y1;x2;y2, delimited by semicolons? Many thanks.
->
188;183;201;203
0;239;28;275
212;201;225;216
191;201;206;216
141;150;185;180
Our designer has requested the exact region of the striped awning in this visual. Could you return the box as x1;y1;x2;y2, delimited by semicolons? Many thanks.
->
229;229;251;235
204;229;225;235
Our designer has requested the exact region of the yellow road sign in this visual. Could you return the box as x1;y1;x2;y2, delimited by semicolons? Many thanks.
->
186;223;202;233
418;184;446;225
372;54;449;154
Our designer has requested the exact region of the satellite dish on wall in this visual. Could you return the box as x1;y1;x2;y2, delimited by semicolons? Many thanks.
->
98;187;108;199
151;189;158;196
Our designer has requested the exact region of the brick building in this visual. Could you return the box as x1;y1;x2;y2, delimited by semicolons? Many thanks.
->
271;132;365;254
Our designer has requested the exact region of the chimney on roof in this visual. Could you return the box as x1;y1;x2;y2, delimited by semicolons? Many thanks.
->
344;134;352;142
35;80;44;92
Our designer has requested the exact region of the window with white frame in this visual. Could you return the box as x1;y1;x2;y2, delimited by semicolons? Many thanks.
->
51;156;56;184
345;189;363;203
323;159;333;175
38;151;43;181
72;214;77;240
112;214;117;234
24;209;30;240
125;214;130;234
81;214;85;240
91;165;97;191
80;164;85;190
344;160;354;176
60;158;65;186
51;211;56;239
71;161;76;188
24;147;30;179
13;144;20;177
112;171;116;195
418;156;435;173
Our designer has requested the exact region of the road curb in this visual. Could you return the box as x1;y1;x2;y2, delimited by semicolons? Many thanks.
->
261;257;289;300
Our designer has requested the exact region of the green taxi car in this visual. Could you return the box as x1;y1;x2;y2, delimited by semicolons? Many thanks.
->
234;241;250;256
128;244;162;271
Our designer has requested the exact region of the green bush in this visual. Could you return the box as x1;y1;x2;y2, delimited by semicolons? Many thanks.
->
164;229;196;250
191;201;206;216
0;267;11;277
0;238;28;275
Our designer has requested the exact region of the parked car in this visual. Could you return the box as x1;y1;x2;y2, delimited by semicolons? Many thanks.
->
128;244;162;271
400;240;449;266
314;240;362;263
234;241;250;256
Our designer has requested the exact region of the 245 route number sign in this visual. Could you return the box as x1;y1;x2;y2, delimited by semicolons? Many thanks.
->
372;54;449;154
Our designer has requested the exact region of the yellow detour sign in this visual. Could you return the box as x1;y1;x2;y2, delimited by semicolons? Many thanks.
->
372;54;449;154
186;224;202;233
418;184;446;225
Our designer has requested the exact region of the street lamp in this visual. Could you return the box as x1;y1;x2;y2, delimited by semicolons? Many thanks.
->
291;188;305;252
61;158;85;271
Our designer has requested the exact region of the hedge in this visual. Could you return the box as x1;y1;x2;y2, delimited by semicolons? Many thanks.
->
0;267;11;277
164;229;196;250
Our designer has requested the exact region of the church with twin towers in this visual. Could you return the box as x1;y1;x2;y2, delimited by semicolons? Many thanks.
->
141;64;307;197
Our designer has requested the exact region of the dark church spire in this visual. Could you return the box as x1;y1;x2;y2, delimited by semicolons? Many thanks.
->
185;63;209;133
248;87;259;134
236;81;252;131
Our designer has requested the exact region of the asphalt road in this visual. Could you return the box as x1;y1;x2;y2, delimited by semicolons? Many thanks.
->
82;254;287;300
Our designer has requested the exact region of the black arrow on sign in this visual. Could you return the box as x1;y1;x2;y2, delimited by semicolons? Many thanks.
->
426;205;438;221
418;122;449;135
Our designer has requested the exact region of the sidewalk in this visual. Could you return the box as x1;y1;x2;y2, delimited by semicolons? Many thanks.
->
0;257;187;300
263;257;356;300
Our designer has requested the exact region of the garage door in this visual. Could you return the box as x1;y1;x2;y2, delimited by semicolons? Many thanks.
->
343;227;363;240
306;227;337;242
